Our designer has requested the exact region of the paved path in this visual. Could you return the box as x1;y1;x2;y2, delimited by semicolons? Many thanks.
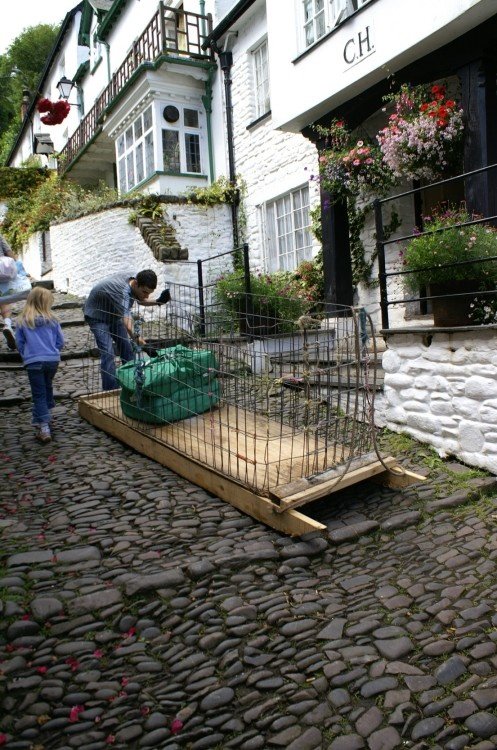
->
1;294;497;749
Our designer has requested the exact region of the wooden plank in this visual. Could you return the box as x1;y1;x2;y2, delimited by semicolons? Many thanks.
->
87;393;342;496
273;456;398;513
370;467;427;489
79;397;326;536
271;451;384;501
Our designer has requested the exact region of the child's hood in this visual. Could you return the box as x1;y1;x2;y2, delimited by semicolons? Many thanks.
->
33;316;54;327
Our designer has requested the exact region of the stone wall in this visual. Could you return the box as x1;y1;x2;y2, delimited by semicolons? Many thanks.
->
45;202;233;297
381;327;497;474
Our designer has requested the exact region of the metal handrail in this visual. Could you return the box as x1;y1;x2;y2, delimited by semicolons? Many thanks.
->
375;163;497;329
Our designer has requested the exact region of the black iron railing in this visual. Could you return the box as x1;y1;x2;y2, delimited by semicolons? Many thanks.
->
58;3;213;173
375;163;497;329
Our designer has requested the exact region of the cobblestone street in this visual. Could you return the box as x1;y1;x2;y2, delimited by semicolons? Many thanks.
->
1;295;497;750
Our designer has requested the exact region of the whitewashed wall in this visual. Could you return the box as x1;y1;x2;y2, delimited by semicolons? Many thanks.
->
48;202;233;297
267;0;497;133
381;328;497;474
228;4;321;270
20;233;51;280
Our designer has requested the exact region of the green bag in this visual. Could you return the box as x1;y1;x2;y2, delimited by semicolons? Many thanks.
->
117;345;219;424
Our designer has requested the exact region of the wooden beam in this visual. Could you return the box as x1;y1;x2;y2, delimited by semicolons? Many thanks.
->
272;456;398;513
270;452;397;501
78;397;326;536
370;467;427;489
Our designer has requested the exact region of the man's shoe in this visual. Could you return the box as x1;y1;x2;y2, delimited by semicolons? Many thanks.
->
2;326;16;351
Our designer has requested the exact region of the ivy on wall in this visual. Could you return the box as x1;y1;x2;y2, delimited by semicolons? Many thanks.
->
0;167;49;200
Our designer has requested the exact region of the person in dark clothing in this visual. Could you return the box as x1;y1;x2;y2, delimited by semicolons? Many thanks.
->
83;269;161;391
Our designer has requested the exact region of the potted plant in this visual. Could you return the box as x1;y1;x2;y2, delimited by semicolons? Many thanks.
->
215;267;320;336
401;206;497;326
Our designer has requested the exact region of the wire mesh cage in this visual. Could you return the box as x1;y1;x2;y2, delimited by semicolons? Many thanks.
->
81;277;383;502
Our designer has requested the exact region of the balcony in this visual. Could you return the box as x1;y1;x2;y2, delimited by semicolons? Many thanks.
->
58;3;213;179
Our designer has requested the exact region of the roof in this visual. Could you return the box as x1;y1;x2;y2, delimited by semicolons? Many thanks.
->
97;0;128;41
5;2;85;167
203;0;257;47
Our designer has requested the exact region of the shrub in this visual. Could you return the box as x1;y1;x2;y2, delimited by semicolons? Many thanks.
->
402;206;497;291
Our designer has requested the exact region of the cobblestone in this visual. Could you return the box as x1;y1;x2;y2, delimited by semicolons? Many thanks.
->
1;294;497;748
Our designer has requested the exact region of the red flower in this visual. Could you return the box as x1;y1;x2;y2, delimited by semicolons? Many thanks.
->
69;705;84;722
170;718;183;734
37;98;52;113
38;98;71;126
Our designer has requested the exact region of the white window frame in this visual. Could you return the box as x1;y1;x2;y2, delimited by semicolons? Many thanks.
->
252;39;270;119
116;105;155;194
161;104;204;175
264;186;312;272
303;0;326;47
302;0;373;49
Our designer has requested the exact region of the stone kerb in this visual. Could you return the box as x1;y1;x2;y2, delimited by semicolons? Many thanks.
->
48;202;233;298
381;327;497;474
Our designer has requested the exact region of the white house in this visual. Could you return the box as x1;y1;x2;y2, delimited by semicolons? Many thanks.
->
6;0;497;314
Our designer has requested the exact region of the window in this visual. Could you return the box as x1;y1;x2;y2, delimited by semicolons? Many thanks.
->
252;40;270;119
116;105;154;193
302;0;373;48
303;0;326;47
161;104;203;174
265;186;312;272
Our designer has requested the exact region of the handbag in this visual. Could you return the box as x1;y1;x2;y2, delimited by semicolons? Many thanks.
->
0;256;17;282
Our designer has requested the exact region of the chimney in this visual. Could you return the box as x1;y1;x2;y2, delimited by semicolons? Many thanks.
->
21;89;31;120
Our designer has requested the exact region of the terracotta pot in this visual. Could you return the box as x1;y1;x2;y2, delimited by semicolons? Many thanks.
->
429;280;479;326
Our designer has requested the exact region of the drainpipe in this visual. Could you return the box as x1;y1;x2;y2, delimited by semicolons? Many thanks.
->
201;68;215;182
100;39;112;82
199;0;207;39
217;47;239;247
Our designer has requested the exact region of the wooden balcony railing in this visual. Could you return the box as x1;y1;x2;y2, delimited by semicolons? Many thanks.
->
58;3;213;173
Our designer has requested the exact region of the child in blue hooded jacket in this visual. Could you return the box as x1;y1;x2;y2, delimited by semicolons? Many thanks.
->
15;287;64;443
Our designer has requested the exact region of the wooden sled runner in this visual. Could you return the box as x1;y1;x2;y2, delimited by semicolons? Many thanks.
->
79;392;423;536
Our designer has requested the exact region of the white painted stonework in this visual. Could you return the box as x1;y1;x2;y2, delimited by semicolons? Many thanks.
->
46;202;233;297
381;329;497;474
21;233;52;281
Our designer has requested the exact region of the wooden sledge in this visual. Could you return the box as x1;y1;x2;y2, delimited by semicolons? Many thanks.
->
79;392;424;536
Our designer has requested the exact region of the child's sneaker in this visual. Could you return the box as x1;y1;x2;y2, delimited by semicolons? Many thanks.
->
2;326;16;351
36;424;52;443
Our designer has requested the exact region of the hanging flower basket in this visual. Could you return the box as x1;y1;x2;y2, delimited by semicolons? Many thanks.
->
316;120;394;204
37;97;71;125
377;83;464;181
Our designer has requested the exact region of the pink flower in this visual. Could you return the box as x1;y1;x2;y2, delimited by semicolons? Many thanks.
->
171;718;183;734
69;705;84;722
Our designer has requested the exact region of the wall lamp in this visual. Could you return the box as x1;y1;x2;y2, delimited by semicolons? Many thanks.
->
56;76;81;107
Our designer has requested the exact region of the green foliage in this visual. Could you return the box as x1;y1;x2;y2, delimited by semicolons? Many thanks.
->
0;24;59;157
0;166;49;199
128;195;164;224
309;205;322;243
6;25;59;92
186;176;239;206
2;175;118;251
316;119;394;205
215;268;318;332
402;206;497;291
0;118;21;166
293;249;325;302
